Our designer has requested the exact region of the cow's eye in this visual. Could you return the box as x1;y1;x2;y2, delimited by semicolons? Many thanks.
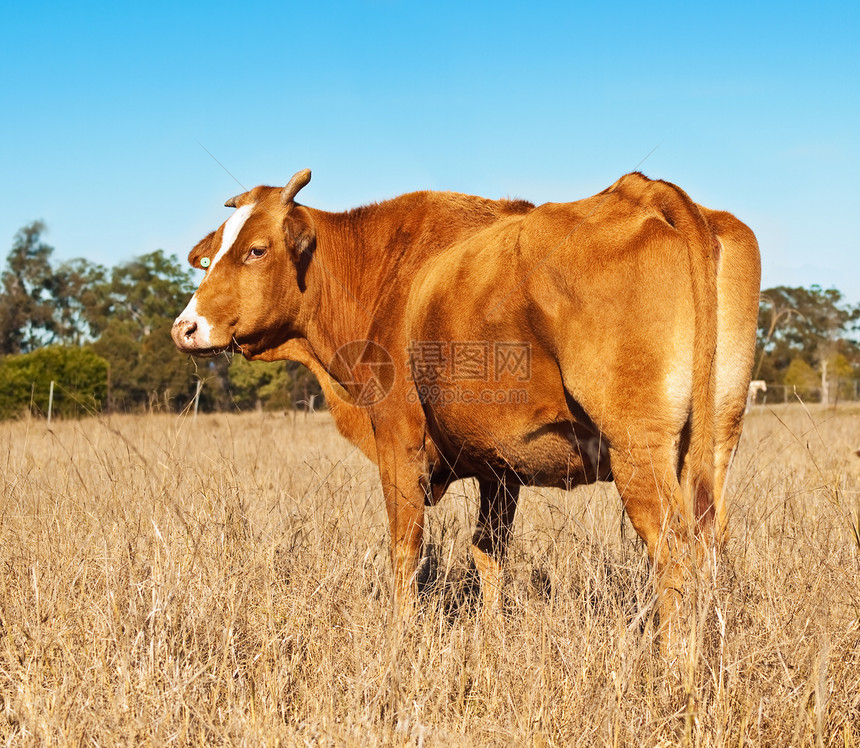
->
248;246;267;259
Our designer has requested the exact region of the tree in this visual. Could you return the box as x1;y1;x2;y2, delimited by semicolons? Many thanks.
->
782;357;818;400
227;356;306;411
85;249;196;338
0;221;59;354
830;353;856;401
0;345;108;419
87;251;202;412
756;285;860;402
52;257;108;345
0;223;113;350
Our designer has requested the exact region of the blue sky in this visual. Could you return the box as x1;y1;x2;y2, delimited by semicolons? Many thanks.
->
2;1;858;302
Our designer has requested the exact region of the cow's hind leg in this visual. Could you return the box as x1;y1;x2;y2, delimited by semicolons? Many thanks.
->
471;477;520;618
711;397;745;547
609;436;696;644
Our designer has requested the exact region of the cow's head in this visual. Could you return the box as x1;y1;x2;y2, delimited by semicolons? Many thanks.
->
172;168;315;358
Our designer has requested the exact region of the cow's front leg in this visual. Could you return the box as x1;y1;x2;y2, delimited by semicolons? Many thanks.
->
471;477;520;618
376;440;428;615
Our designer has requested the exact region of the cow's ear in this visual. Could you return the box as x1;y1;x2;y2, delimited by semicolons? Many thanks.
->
284;205;316;262
189;231;216;270
225;191;252;208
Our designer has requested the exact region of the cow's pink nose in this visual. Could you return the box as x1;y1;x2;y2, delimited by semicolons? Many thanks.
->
172;318;198;347
179;320;197;338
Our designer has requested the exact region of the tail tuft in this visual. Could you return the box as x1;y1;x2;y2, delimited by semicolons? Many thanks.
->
695;481;715;527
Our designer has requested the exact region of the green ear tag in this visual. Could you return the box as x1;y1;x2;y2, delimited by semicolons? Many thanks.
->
200;257;211;268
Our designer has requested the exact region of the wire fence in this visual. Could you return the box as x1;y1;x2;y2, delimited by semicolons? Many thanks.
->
750;379;860;405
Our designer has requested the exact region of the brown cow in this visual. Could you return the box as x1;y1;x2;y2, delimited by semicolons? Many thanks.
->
172;169;761;632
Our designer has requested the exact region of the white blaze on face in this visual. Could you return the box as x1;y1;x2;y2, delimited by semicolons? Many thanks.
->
204;202;255;276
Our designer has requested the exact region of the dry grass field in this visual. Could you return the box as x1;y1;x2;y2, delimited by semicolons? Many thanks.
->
1;404;859;746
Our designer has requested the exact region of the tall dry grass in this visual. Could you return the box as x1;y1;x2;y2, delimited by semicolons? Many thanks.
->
0;404;858;746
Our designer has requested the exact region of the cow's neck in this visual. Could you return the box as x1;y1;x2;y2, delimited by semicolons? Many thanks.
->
294;202;425;380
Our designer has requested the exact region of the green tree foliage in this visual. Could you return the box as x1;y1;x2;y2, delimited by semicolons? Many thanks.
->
86;251;203;412
782;357;818;399
0;345;108;419
0;221;59;354
756;285;860;401
226;357;323;411
90;317;208;412
86;250;196;338
830;353;857;400
228;357;290;411
53;257;108;345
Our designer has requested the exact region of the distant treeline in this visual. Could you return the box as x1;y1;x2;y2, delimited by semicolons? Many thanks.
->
1;221;858;419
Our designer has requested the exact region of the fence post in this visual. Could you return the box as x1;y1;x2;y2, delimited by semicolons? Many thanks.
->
47;380;55;425
193;380;203;421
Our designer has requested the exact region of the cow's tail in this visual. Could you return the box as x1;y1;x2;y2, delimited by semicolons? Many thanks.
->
660;181;719;536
